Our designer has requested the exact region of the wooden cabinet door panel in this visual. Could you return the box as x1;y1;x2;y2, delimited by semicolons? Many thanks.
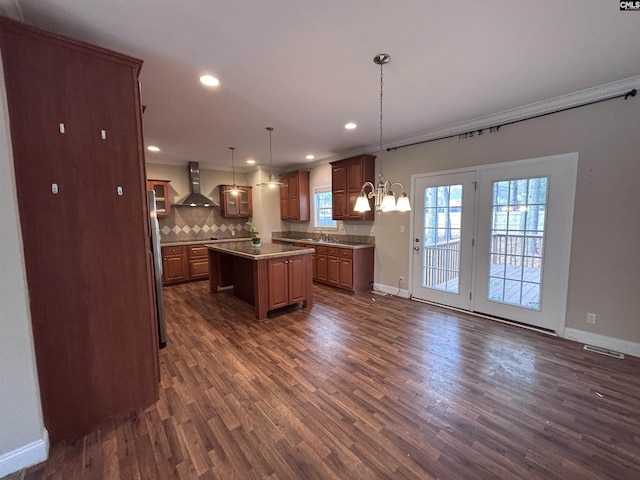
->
317;255;328;282
268;258;289;310
189;259;210;279
163;255;188;283
280;196;290;219
148;180;170;217
289;197;300;220
288;256;306;304
221;186;252;217
327;256;340;285
339;258;353;289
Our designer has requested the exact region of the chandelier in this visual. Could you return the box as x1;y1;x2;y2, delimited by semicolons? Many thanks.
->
354;54;411;213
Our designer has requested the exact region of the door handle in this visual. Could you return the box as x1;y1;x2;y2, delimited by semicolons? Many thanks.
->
413;246;420;251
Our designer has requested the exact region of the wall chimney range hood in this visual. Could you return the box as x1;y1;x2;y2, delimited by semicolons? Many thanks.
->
177;162;219;207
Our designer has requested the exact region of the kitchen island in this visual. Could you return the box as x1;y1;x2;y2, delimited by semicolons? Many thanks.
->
207;242;314;321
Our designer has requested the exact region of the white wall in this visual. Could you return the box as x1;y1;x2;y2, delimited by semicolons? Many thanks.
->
0;48;47;476
304;93;640;347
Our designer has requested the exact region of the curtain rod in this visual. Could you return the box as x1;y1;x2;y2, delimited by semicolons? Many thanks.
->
388;88;637;152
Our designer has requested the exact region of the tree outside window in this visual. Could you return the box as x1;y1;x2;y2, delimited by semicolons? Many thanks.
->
314;187;337;228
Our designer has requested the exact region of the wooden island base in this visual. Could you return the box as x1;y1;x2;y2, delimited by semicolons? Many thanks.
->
208;242;314;321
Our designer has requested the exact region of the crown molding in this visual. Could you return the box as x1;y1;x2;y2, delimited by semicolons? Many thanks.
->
386;75;640;151
310;75;640;166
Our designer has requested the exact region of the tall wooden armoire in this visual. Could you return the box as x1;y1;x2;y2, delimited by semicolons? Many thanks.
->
0;16;159;443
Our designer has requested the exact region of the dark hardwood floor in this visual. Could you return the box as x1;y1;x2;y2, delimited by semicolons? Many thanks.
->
23;281;640;479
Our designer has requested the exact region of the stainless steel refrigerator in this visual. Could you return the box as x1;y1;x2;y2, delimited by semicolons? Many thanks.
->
148;190;167;348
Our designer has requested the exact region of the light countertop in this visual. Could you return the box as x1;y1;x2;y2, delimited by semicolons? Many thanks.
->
161;238;252;247
207;242;314;260
271;236;375;250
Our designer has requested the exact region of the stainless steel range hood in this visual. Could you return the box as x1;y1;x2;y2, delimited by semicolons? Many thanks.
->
177;161;219;207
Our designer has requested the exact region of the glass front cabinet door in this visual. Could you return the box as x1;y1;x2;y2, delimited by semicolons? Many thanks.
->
147;179;170;217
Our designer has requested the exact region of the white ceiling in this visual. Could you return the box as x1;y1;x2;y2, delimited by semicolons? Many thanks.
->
9;0;640;172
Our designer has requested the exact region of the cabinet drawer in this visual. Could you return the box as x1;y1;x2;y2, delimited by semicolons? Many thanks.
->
162;245;187;256
189;245;208;258
339;248;353;259
328;246;341;257
316;246;328;255
189;259;209;279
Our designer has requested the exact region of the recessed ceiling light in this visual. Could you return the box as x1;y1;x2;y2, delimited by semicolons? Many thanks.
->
246;159;256;165
306;154;315;160
147;145;160;152
199;75;220;87
345;122;357;130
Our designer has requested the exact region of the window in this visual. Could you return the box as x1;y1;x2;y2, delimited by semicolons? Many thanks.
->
313;186;337;228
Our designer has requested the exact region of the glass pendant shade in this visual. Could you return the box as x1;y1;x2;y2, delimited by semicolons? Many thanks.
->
396;193;412;212
354;193;371;212
381;192;397;212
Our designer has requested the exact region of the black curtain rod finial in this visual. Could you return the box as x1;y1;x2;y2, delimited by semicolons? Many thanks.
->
624;88;637;100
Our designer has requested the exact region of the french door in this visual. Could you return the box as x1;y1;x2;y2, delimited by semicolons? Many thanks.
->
411;154;577;332
411;172;476;310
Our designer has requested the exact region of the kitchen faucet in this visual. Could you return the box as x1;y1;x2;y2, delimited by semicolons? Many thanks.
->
312;228;322;241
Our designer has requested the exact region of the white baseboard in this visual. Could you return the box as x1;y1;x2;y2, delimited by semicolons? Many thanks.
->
372;283;411;299
563;328;640;358
0;429;49;478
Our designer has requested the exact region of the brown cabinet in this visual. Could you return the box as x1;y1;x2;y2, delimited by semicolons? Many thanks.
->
161;244;210;284
162;245;188;284
147;179;170;217
0;17;158;442
280;171;310;221
315;245;329;282
331;154;376;221
268;255;307;310
220;185;252;217
188;244;210;280
327;247;348;287
314;245;374;293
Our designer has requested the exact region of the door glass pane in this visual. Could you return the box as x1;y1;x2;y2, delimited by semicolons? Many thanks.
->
487;177;547;310
422;184;463;293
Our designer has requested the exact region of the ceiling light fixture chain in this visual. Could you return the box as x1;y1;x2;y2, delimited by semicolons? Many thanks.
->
256;126;284;187
378;53;385;183
223;146;245;195
353;53;411;214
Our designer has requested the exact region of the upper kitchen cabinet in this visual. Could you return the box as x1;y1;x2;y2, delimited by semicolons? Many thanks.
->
219;185;252;218
331;154;376;221
147;179;170;217
280;170;310;221
0;16;158;443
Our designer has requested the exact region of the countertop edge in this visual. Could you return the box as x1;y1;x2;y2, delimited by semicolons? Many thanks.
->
272;237;375;249
207;243;314;260
161;238;252;247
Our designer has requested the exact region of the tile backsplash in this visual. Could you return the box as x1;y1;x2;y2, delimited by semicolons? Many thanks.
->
159;206;251;243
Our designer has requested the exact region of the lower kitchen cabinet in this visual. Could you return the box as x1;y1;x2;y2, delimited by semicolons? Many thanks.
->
315;246;329;282
188;244;210;280
162;243;211;284
315;246;374;293
268;255;307;310
162;245;188;284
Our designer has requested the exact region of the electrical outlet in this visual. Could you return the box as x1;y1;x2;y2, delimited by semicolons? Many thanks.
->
586;312;596;324
399;276;404;286
400;225;405;233
231;230;236;236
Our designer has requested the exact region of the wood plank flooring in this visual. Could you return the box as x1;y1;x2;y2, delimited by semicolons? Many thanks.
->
22;281;640;479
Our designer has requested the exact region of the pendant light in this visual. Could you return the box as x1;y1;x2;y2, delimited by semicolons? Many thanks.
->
256;126;284;188
222;147;245;195
354;54;411;213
